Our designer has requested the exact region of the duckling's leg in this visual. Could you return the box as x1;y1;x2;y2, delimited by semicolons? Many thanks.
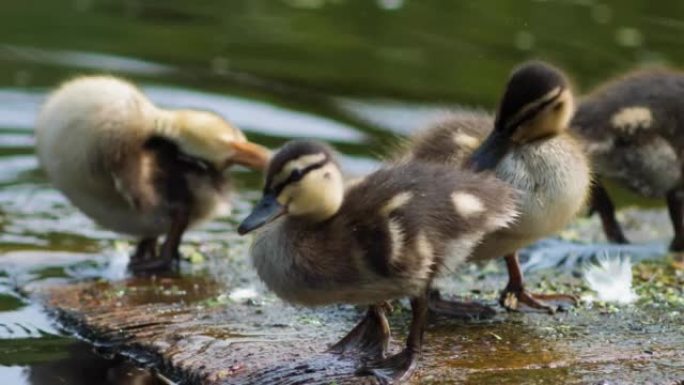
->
591;182;629;244
499;253;578;314
159;207;190;267
666;188;684;252
328;303;390;359
590;182;629;244
356;295;427;384
129;208;189;273
428;289;496;320
128;238;158;272
130;237;158;262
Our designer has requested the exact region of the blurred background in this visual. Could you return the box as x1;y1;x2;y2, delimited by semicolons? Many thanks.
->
1;0;683;384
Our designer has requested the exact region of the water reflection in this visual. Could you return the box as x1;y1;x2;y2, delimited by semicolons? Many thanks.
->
1;45;176;77
335;97;449;135
0;89;43;130
25;343;163;385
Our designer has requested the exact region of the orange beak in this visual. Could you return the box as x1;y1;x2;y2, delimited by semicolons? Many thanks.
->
228;140;271;171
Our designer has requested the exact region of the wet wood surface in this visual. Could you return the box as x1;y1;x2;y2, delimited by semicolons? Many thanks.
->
41;264;684;385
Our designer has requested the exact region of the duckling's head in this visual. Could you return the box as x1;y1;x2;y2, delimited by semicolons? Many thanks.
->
470;61;575;171
238;140;345;234
155;109;270;171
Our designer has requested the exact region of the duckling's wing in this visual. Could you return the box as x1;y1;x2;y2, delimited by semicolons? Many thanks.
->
108;151;161;213
574;71;684;142
573;71;683;196
340;163;517;278
409;111;493;165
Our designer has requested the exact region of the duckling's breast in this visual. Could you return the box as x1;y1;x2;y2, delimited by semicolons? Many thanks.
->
249;219;430;307
471;135;590;260
468;138;590;261
502;135;590;236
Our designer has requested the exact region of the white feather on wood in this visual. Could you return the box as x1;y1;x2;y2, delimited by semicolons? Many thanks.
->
583;253;637;304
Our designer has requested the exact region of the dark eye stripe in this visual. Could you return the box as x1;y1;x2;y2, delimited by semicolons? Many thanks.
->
505;88;563;131
267;159;329;195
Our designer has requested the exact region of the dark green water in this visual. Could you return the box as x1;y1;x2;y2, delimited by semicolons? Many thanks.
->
1;0;683;383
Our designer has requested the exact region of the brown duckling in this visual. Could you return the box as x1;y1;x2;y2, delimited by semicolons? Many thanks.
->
35;76;270;272
409;61;591;314
238;140;518;384
572;69;684;251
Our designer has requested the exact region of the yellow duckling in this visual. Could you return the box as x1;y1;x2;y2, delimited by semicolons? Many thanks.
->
572;69;684;251
238;140;518;383
36;76;270;272
409;61;591;313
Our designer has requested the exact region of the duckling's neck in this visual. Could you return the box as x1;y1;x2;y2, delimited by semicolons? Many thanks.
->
287;187;343;223
152;109;181;139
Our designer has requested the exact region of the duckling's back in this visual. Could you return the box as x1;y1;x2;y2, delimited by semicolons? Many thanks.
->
35;76;161;235
409;111;493;165
572;70;684;197
342;162;519;275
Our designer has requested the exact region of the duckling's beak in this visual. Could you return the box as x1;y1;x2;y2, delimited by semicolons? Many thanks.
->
238;193;285;235
228;141;271;171
467;130;512;172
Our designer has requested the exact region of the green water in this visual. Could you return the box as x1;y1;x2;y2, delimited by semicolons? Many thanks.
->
1;0;683;383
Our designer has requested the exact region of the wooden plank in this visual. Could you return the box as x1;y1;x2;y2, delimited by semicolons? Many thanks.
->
40;267;684;385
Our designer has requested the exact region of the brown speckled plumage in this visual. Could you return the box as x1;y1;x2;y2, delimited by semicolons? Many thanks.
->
249;141;518;306
572;69;684;250
573;69;684;198
242;140;519;382
409;111;494;165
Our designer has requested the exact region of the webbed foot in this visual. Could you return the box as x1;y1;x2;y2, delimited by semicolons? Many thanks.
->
356;348;418;385
328;304;390;359
356;295;427;384
128;256;177;274
669;236;684;253
128;237;178;274
501;252;577;314
428;290;496;320
499;285;578;314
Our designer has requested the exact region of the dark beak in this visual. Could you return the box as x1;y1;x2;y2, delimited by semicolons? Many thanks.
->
467;130;512;172
237;193;285;235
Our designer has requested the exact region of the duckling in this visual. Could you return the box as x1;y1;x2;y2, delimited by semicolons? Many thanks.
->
35;76;270;272
571;69;684;251
408;61;591;314
238;140;518;383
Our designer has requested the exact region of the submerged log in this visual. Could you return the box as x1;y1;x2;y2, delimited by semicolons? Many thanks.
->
40;265;684;385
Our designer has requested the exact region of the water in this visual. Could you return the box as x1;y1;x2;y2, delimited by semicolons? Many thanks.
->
1;0;683;383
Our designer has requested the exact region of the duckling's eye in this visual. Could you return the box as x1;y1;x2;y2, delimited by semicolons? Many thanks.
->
553;102;564;111
290;169;304;182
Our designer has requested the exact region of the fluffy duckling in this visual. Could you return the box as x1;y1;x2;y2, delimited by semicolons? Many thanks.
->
36;76;270;272
572;69;684;251
238;140;518;384
409;61;591;314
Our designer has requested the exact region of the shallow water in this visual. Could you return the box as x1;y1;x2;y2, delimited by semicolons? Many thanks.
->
1;0;684;384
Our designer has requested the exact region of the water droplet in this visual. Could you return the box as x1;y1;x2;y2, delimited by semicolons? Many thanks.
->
515;31;535;51
615;27;643;47
377;0;404;11
592;3;612;24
